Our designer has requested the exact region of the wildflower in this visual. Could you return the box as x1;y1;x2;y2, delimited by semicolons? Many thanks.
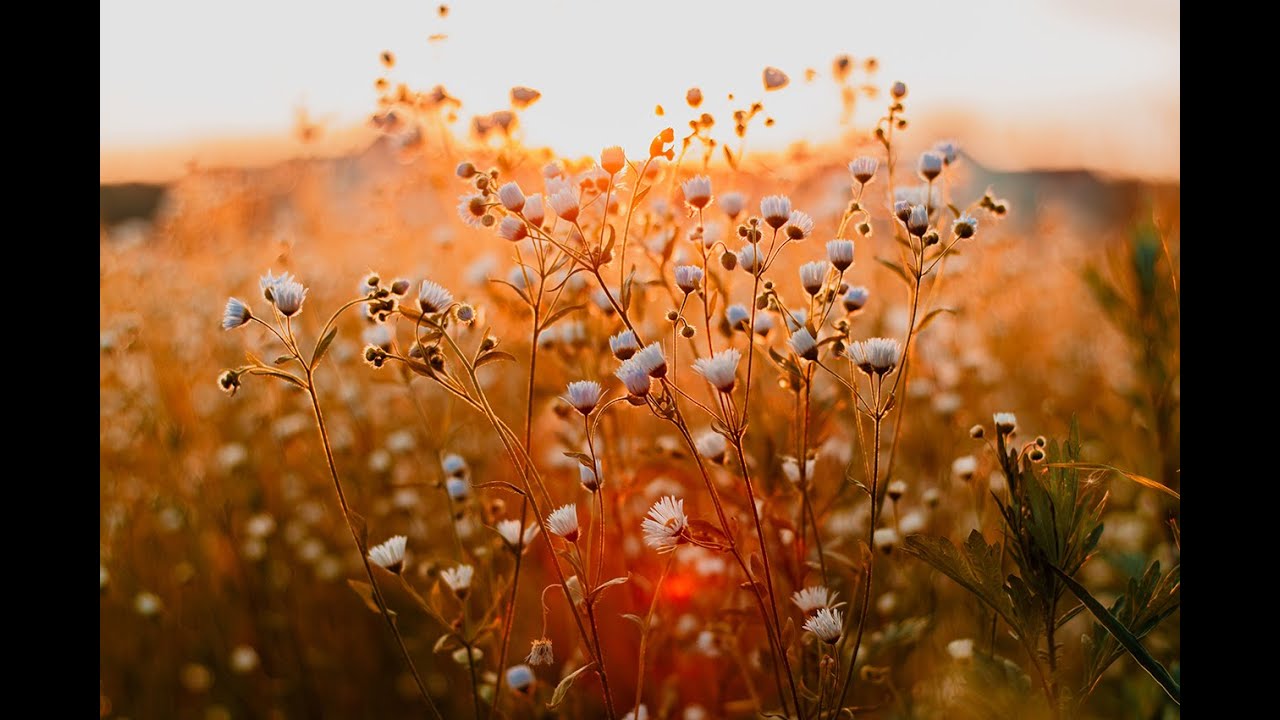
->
455;303;476;323
457;194;488;227
682;175;713;210
496;519;540;550
923;488;941;507
222;298;252;330
894;200;913;224
918;152;944;181
952;455;978;481
692;348;741;393
642;496;688;553
725;304;750;330
934;140;959;165
785;210;814;240
782;456;816;485
418;280;454;313
953;213;978;239
887;479;907;501
442;453;468;477
446;477;470;501
368;535;407;574
440;564;474;597
803;607;844;644
497;215;528;242
526;638;554;666
546;504;580;542
826;239;855;272
720;191;745;219
792;585;841;614
763;66;790;91
993;412;1017;434
674;265;704;294
849;156;878;185
497;182;525;212
633;342;668;378
601;145;626;175
907;205;930;237
523;194;546;226
800;261;828;295
790;327;819;361
842;286;869;312
506;664;535;692
272;278;307;317
947;638;975;662
565;380;604;415
610;329;640;360
737;243;764;274
548;189;580;222
580;459;603;491
760;195;792;229
752;312;775;337
900;510;926;535
969;424;986;439
695;430;728;463
456;162;478;179
615;357;652;397
259;270;294;301
863;338;902;374
782;308;808;333
873;527;899;554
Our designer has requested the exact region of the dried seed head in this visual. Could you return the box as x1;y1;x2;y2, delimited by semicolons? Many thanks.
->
719;249;738;271
456;161;477;179
891;81;907;99
969;424;985;439
953;213;978;239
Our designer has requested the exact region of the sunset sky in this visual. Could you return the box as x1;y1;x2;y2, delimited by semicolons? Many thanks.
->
100;0;1179;182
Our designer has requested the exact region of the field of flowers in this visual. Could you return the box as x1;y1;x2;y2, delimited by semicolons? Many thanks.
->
100;62;1179;720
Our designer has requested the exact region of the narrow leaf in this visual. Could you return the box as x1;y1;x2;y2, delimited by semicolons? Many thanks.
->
310;327;338;369
547;663;595;709
474;350;517;369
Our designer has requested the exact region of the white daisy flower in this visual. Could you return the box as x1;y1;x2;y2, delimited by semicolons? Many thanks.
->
719;191;745;219
674;265;704;295
615;357;652;397
993;412;1017;434
368;535;407;574
951;455;978;481
694;430;728;463
760;195;792;229
506;664;535;692
737;243;764;275
526;638;554;666
692;348;741;393
785;210;814;240
497;182;526;212
752;312;775;337
826;239;855;272
725;304;750;330
803;607;844;644
642;496;688;553
565;380;604;415
863;337;902;374
789;327;819;361
546;504;580;542
222;298;252;330
907;204;930;236
918;151;944;181
848;156;878;184
792;585;841;614
496;215;528;242
783;308;808;333
440;564;474;597
799;261;828;295
923;487;942;507
872;527;899;554
610;329;640;360
446;477;470;501
934;140;959;165
523;193;546;226
457;194;488;228
579;458;603;491
842;286;869;312
548;189;580;222
887;479;908;501
273;278;307;317
495;519;540;550
900;510;926;535
418;280;454;313
682;175;713;210
633;342;668;378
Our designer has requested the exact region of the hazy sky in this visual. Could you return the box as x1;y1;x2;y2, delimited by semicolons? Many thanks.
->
100;0;1179;178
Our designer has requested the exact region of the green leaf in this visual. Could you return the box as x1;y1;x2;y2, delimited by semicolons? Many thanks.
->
1052;565;1180;704
547;663;595;709
310;327;338;369
901;532;1017;631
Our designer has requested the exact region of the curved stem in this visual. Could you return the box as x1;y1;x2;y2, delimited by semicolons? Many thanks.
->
634;552;678;712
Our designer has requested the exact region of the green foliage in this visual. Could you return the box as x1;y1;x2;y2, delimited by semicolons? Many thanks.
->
1076;561;1180;701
